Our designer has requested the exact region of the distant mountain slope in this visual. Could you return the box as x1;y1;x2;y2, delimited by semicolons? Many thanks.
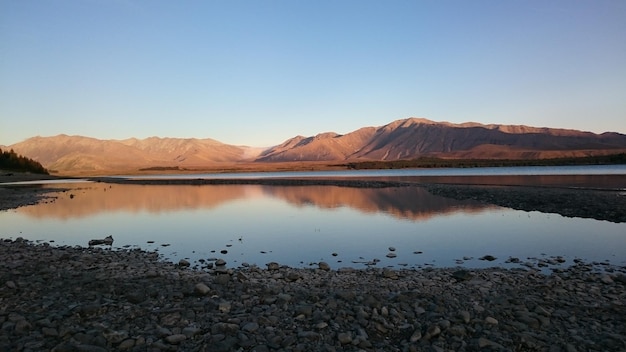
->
8;135;254;173
257;118;626;161
6;117;626;174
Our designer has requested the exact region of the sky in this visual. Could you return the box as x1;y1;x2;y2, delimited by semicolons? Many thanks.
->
1;0;625;147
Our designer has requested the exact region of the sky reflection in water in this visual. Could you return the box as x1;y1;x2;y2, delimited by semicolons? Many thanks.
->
1;182;624;270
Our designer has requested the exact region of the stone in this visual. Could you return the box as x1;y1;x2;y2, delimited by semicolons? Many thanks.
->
448;325;466;337
479;255;497;261
165;334;186;344
316;322;328;329
236;271;249;281
298;331;321;341
459;310;471;323
478;337;505;349
242;322;259;332
215;258;226;266
117;339;135;350
156;326;173;337
424;325;440;340
295;304;313;317
267;262;280;270
211;323;239;335
318;262;330;271
218;301;232;313
338;332;352;344
382;268;398;279
103;329;128;344
485;316;498;325
125;289;145;303
195;282;211;295
386;252;397;258
181;326;200;337
74;345;108;352
409;329;422;342
251;345;270;352
178;259;190;267
286;271;301;281
88;235;113;246
452;270;473;281
214;274;230;285
600;274;614;284
277;293;292;302
14;319;32;334
42;327;59;337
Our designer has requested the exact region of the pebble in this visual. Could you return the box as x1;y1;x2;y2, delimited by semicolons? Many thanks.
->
485;316;499;325
165;334;187;344
337;332;352;344
459;310;471;323
195;282;211;295
1;239;624;351
318;261;330;271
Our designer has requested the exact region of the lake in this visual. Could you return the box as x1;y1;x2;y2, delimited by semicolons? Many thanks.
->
1;165;625;271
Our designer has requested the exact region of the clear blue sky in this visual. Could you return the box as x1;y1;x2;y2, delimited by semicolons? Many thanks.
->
1;0;625;147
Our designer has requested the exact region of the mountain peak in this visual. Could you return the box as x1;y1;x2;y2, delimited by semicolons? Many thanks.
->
7;118;626;175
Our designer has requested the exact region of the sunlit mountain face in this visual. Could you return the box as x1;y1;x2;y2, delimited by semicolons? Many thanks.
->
8;118;626;175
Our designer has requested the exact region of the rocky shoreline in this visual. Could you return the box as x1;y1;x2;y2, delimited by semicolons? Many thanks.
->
2;175;625;350
1;239;625;351
424;184;626;223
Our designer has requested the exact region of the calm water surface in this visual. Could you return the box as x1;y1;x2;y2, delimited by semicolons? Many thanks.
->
1;174;624;270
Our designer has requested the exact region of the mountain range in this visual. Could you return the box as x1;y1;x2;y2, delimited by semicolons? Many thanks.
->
4;118;626;175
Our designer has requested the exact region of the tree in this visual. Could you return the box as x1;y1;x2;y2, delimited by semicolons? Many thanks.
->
0;148;49;174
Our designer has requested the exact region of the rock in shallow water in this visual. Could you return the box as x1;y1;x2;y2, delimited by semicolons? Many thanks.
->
88;235;113;246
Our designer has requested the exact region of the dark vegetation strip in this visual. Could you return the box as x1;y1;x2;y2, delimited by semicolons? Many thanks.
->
342;153;626;170
0;148;48;174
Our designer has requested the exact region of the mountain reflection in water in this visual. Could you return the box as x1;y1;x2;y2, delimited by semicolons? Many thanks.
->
4;181;624;270
19;184;496;221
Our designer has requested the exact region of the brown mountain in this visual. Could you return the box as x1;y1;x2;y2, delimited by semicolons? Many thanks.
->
258;118;626;161
7;134;256;174
6;118;626;174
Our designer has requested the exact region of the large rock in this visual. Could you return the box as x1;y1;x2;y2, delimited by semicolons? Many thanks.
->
88;235;113;246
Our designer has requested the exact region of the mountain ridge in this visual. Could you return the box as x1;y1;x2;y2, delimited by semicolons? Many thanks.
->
6;118;626;175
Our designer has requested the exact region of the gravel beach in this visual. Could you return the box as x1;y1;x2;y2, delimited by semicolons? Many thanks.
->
1;238;625;352
1;175;625;351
